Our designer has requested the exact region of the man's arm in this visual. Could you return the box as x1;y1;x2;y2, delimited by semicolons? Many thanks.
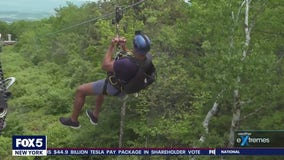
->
102;37;127;72
102;38;117;72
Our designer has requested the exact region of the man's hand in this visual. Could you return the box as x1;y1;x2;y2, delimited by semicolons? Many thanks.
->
111;36;120;46
118;37;127;51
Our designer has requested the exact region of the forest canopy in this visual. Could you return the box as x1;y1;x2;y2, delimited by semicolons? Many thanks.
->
0;0;283;159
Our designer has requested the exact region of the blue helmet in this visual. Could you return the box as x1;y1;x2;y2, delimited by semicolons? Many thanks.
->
133;31;151;55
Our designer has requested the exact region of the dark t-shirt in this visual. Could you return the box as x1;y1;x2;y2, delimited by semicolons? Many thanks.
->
113;58;138;83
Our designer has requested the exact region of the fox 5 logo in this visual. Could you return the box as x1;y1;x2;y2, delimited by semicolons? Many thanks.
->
12;136;47;150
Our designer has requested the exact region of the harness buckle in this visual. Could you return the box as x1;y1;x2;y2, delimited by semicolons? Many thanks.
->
108;75;118;86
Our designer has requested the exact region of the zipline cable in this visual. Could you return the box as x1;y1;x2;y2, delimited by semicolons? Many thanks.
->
0;0;145;133
49;12;115;35
48;0;146;36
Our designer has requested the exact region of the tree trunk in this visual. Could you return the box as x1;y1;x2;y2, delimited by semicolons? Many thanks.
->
242;0;251;61
228;88;241;147
200;90;223;143
200;101;219;143
228;0;251;147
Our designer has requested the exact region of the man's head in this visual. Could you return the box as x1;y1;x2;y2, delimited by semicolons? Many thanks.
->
133;31;151;55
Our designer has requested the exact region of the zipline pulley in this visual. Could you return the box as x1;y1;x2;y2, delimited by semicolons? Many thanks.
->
113;6;124;37
115;7;123;24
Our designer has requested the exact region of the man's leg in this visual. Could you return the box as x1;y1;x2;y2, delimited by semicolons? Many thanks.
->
60;82;100;128
70;82;98;122
94;95;104;120
86;95;104;125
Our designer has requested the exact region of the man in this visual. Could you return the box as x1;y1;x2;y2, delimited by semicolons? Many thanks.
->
59;31;153;129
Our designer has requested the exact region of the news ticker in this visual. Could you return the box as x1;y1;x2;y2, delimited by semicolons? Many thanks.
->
14;148;284;156
12;131;284;156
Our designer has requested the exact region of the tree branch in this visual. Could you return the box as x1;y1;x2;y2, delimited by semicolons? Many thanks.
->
230;0;246;54
199;91;223;143
240;106;264;121
241;0;250;61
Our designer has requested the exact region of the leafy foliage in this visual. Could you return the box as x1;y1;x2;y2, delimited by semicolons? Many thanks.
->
0;0;283;159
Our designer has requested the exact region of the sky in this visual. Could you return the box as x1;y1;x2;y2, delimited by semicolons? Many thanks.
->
0;0;98;22
0;0;97;12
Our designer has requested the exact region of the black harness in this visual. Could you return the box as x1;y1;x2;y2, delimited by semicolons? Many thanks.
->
102;51;135;96
102;51;155;95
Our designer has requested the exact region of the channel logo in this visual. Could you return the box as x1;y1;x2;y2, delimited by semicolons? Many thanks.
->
238;135;249;146
209;149;216;155
12;135;47;156
235;131;273;147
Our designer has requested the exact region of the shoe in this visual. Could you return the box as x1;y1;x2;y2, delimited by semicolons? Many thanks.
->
59;117;81;129
86;109;98;125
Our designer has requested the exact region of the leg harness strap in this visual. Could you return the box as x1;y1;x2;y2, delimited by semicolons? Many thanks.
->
102;77;122;96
